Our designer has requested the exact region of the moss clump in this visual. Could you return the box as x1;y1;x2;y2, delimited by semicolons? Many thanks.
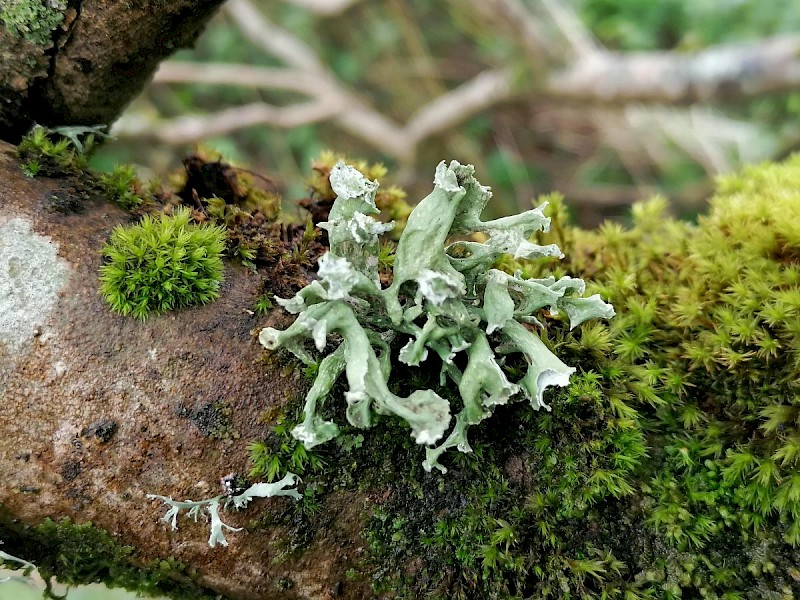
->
16;125;147;213
177;400;239;440
99;164;145;210
495;157;800;597
99;208;226;320
16;125;90;177
0;516;216;599
0;0;66;46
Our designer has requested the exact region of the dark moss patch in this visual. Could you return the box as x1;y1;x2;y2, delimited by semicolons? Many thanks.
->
0;515;218;600
47;190;86;214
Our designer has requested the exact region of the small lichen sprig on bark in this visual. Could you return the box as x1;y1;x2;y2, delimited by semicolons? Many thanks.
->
147;473;301;547
261;160;614;473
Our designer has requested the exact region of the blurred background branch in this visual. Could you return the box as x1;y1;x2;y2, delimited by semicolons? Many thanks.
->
106;0;800;224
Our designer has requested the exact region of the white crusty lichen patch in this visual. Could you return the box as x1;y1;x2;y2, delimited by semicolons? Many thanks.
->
0;218;69;352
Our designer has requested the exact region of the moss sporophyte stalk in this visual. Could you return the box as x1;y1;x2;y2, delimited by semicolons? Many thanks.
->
260;161;614;473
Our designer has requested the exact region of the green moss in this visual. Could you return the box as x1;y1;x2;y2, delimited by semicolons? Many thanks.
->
99;165;145;210
17;126;86;177
249;414;327;483
0;516;216;599
255;156;800;599
99;208;226;320
0;0;66;46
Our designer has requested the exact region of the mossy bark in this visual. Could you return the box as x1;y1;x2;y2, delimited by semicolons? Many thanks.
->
0;140;372;599
0;0;225;143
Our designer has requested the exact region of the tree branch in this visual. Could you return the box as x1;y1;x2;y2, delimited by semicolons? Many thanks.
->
120;64;519;162
404;68;514;147
550;35;800;103
0;0;226;142
224;0;325;74
152;62;327;96
460;0;557;64
114;100;345;144
538;0;599;58
119;2;800;178
281;0;363;16
222;0;413;160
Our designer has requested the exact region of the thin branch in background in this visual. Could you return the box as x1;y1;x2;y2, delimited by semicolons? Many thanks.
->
460;0;557;64
550;35;800;103
153;62;329;96
403;68;514;148
222;0;411;160
281;0;363;16
125;64;518;163
114;101;343;144
136;29;800;153
225;0;325;73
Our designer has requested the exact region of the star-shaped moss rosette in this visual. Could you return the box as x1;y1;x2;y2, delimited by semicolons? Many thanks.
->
260;161;615;473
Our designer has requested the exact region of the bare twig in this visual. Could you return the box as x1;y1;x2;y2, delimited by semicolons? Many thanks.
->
113;101;343;144
550;35;800;103
221;0;413;160
122;0;800;181
281;0;363;16
224;0;325;73
153;62;330;96
460;0;556;64
125;64;520;161
404;68;514;147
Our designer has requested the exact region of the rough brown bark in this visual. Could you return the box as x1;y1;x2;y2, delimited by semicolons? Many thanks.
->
0;141;369;599
0;0;226;143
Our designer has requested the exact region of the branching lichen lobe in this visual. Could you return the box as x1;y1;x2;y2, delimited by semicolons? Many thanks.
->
261;161;614;472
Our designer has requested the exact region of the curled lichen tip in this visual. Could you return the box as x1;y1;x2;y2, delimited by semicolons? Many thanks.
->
330;161;379;208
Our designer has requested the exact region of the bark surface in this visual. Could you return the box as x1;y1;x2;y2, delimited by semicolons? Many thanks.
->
0;0;225;143
0;141;368;599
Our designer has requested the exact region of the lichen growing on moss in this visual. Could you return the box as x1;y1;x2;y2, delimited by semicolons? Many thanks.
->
302;150;411;233
260;160;614;472
0;0;66;46
246;156;800;600
354;157;800;599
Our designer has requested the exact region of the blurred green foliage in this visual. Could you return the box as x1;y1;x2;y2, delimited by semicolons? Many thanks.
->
582;0;800;49
95;0;800;225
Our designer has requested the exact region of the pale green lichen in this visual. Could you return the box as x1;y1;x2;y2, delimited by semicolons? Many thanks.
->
261;161;614;473
0;0;66;46
148;473;301;547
